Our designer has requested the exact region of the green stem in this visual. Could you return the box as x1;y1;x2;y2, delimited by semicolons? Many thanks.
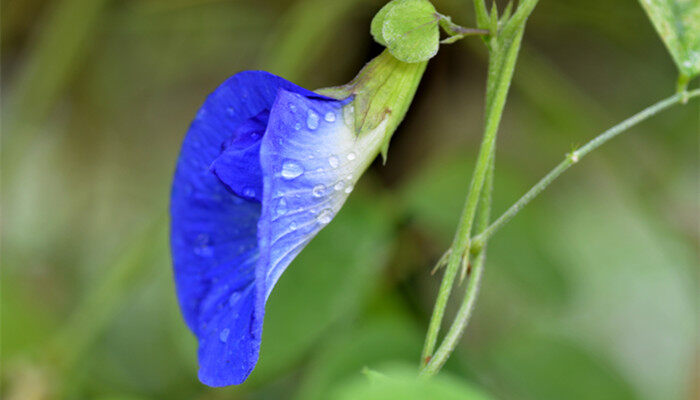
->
472;89;700;249
437;14;489;44
420;156;491;376
422;247;486;375
420;0;537;367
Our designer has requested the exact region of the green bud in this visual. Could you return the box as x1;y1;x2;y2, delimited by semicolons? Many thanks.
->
317;50;427;162
370;0;440;63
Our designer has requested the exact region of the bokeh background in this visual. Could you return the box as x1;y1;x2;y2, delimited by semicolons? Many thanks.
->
2;0;698;399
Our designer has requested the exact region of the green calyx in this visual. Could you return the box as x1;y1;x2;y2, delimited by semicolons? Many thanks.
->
317;50;427;162
313;1;487;162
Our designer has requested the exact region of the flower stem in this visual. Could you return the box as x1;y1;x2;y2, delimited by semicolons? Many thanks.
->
472;88;700;249
420;0;537;368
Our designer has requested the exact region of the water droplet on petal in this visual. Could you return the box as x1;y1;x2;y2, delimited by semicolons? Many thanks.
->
324;111;336;122
328;156;339;168
306;111;320;130
194;234;213;256
243;187;256;198
194;246;213;257
316;209;333;224
347;152;356;161
281;161;304;179
219;328;230;343
290;221;297;230
229;292;242;306
343;105;354;127
344;185;353;194
312;185;325;197
334;181;344;191
289;103;297;112
294;122;302;131
276;198;288;216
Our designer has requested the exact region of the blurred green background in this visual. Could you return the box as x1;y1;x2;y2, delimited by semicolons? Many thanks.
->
2;0;698;399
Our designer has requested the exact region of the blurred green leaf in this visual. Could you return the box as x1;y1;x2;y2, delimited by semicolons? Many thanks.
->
294;311;423;400
247;193;395;383
486;333;636;400
380;0;440;63
543;183;697;400
262;0;363;81
398;152;471;241
638;0;700;78
331;363;493;400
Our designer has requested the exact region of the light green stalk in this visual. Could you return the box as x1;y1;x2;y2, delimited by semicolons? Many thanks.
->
420;0;538;368
472;88;700;249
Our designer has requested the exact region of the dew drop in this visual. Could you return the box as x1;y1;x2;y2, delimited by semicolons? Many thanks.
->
194;234;213;257
344;185;353;194
194;246;213;257
334;181;345;191
312;185;325;197
290;221;297;230
243;187;256;198
306;111;320;130
316;209;333;224
324;111;336;122
294;122;302;131
347;152;356;161
228;292;242;306
281;161;304;179
219;328;230;343
328;156;339;168
343;105;354;127
276;198;288;216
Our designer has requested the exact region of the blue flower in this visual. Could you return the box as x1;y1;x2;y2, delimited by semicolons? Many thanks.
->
170;51;425;387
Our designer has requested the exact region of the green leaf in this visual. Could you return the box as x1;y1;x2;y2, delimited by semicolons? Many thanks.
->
638;0;700;78
294;315;423;400
542;186;698;399
331;364;494;400
486;334;637;400
381;0;440;63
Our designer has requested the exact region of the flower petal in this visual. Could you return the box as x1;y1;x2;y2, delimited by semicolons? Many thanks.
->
210;111;268;201
170;71;324;386
256;89;386;302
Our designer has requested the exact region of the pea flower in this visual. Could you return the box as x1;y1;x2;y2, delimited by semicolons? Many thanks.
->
170;50;426;386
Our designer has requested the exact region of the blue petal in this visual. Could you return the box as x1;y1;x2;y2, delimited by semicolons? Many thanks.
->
170;71;323;386
210;111;269;202
257;90;379;301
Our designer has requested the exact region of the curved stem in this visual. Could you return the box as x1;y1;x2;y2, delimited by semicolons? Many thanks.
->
421;248;486;376
420;0;537;366
421;154;494;376
472;89;700;250
422;88;699;377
